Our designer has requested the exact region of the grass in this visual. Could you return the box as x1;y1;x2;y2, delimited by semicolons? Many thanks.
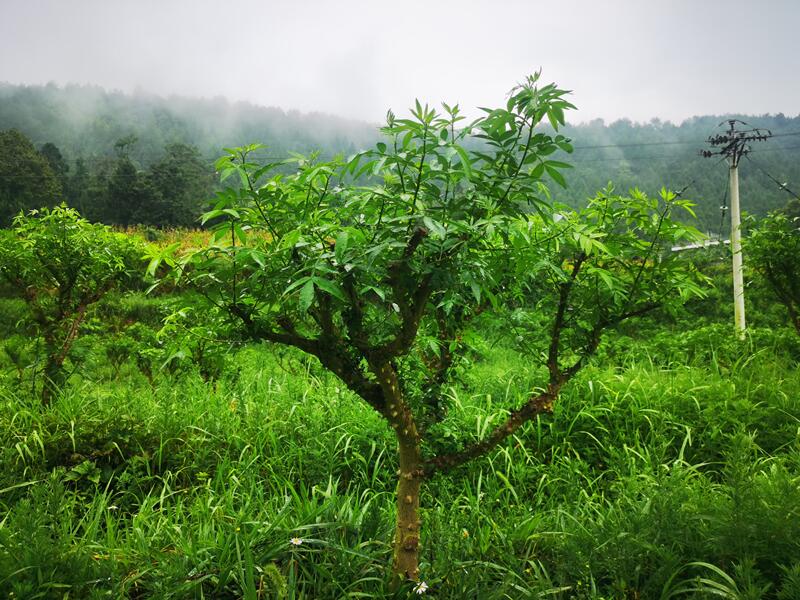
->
0;318;799;598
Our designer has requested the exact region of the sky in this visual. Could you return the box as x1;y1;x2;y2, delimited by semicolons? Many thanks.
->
0;0;798;125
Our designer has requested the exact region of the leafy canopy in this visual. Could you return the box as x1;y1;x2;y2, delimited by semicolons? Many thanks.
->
0;205;141;312
0;129;61;226
155;74;708;584
161;74;574;369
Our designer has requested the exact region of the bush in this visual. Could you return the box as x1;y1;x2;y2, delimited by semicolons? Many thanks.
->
0;205;144;402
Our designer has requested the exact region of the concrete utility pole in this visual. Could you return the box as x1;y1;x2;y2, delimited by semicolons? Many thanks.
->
728;155;745;337
702;120;771;340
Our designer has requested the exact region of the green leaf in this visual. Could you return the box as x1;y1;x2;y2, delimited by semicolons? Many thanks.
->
280;229;302;250
361;285;386;301
544;160;572;170
200;209;225;225
596;269;615;290
422;216;447;239
334;231;349;264
284;276;312;295
453;145;473;179
545;164;567;188
248;249;266;268
470;282;481;303
299;279;315;311
233;222;247;245
311;277;346;302
146;258;161;279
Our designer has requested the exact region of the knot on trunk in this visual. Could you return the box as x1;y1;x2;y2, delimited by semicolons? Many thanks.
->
402;535;419;551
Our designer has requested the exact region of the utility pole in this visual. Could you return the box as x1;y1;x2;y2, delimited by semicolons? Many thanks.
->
702;120;771;340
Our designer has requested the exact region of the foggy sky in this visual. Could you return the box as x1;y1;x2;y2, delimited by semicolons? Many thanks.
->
1;0;798;125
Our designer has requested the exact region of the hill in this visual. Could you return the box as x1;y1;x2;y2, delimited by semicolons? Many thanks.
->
0;82;798;231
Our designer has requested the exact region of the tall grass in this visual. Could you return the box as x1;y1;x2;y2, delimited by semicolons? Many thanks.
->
1;324;799;598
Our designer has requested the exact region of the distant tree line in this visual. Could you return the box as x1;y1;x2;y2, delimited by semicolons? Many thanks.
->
0;129;214;228
1;82;799;231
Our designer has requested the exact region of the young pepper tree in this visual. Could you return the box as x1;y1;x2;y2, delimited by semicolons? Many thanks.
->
155;75;703;586
0;205;142;403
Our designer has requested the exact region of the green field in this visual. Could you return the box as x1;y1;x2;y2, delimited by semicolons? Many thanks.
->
1;82;799;598
1;284;799;599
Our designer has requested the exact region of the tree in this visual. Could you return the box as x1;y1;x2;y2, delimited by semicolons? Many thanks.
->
148;143;215;227
113;134;139;158
105;157;167;227
747;211;800;335
39;142;69;191
154;75;706;588
0;205;142;402
0;129;61;226
65;157;90;214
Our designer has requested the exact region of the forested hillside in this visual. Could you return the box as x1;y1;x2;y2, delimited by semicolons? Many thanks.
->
0;82;377;159
1;82;798;231
556;115;800;235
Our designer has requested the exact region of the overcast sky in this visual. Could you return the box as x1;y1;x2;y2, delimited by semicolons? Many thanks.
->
1;0;797;125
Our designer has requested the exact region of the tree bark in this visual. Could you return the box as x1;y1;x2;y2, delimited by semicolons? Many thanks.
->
393;431;422;586
423;387;557;477
370;360;423;588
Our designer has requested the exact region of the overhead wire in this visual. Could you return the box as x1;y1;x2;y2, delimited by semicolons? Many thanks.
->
0;133;798;178
743;154;800;200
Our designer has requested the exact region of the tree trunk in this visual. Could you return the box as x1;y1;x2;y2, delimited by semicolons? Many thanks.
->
371;360;423;589
392;431;422;587
40;308;87;405
41;352;65;406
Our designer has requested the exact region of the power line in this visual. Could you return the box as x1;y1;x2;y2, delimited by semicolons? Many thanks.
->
572;139;700;150
570;154;687;164
2;135;799;177
744;154;800;200
570;131;800;151
748;144;800;154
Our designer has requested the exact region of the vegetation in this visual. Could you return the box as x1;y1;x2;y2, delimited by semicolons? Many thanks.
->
0;304;798;598
747;211;800;335
151;74;713;584
0;129;61;226
0;206;142;402
552;115;800;232
1;82;798;232
0;77;798;599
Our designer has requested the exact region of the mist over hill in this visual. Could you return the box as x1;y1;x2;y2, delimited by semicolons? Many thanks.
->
0;82;379;162
1;82;798;232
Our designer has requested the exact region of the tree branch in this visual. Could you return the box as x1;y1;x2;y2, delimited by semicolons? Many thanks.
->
228;304;387;414
423;385;559;477
548;252;586;385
